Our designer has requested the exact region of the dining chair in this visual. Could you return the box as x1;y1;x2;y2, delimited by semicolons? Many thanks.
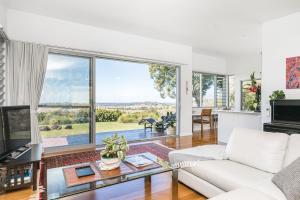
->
192;108;213;132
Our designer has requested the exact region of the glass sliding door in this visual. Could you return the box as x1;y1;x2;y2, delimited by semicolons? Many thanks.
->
95;58;177;145
38;51;179;149
38;53;92;148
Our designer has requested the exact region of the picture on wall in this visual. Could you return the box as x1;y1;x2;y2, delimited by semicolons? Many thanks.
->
286;56;300;89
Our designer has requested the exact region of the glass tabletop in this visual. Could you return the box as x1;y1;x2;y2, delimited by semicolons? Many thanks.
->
46;152;175;199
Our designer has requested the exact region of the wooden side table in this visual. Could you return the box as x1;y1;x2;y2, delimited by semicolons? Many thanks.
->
0;144;42;193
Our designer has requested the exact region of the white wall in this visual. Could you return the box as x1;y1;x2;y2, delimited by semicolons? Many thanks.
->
218;111;262;143
226;54;262;110
262;12;300;123
6;9;194;135
192;53;227;74
0;0;6;29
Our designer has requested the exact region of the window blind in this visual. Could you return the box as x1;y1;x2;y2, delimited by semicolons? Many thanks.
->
0;28;8;106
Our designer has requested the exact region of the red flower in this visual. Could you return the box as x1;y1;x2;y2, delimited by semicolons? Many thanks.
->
249;86;257;93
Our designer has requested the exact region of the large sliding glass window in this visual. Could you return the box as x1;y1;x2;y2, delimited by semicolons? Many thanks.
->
192;72;227;108
95;58;178;145
38;51;179;148
38;53;92;148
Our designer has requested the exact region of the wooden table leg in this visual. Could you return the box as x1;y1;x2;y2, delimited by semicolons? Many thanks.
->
172;169;178;200
32;162;38;191
42;162;48;199
145;176;152;198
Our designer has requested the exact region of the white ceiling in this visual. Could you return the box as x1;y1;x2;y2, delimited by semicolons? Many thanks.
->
4;0;300;57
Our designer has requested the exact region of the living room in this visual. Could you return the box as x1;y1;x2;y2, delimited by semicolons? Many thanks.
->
0;0;300;200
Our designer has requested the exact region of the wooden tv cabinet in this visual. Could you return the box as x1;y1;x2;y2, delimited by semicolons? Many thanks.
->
0;144;42;193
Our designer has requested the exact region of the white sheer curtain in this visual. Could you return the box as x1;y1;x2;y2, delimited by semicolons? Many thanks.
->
5;40;48;144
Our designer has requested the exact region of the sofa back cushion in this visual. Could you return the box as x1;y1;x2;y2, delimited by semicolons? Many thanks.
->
284;134;300;167
226;128;289;173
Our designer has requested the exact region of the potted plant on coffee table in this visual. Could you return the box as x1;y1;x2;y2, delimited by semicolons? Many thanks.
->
100;133;129;170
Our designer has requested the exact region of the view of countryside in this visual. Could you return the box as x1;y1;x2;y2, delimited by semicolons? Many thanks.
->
38;54;177;147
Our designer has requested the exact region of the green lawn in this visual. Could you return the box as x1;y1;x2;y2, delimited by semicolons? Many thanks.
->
41;122;143;138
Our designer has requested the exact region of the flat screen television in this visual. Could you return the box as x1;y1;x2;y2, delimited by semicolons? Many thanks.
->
0;105;31;159
271;100;300;125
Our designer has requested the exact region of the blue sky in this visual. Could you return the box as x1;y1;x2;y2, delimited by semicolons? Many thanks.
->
40;54;176;104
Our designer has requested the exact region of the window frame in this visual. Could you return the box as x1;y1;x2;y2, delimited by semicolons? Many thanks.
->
41;47;181;153
40;51;95;153
192;71;228;108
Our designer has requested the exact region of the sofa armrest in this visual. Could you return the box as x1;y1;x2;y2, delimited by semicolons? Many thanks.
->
168;145;227;165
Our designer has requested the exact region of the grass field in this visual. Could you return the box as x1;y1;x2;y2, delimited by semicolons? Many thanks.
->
41;122;143;137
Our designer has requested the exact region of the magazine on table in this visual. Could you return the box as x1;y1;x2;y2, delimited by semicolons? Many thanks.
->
125;155;154;167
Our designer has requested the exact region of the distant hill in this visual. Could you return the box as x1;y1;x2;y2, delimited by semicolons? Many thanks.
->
96;102;175;107
39;101;175;107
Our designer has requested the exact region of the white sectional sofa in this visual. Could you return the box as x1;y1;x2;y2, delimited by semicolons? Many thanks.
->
169;128;300;200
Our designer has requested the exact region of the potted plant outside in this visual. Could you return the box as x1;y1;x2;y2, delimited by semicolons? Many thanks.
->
166;120;176;135
165;112;176;135
154;121;165;133
100;133;129;170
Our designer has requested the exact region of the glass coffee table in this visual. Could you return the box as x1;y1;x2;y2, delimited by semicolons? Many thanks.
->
46;152;178;200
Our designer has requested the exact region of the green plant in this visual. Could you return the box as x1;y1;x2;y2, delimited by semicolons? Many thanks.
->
243;72;261;112
269;90;286;101
101;133;129;160
165;112;176;128
117;114;138;123
154;121;165;130
96;109;122;122
166;120;176;128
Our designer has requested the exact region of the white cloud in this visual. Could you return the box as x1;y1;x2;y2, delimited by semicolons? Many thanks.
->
47;57;75;70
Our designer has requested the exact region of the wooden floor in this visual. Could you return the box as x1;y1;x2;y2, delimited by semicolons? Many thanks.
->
0;129;217;200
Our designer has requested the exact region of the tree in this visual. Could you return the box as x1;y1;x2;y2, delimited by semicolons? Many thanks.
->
192;73;201;107
149;64;176;99
192;73;214;107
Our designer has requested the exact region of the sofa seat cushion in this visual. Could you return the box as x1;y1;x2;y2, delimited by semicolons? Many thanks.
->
284;134;300;167
183;160;273;192
254;179;287;200
208;188;277;200
226;128;289;173
168;144;227;165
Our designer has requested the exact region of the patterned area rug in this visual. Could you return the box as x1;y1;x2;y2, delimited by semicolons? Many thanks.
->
39;142;173;198
42;142;172;169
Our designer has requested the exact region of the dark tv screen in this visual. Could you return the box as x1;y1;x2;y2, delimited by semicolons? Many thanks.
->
273;102;300;124
0;106;31;159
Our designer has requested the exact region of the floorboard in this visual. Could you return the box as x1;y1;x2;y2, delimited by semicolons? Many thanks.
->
0;129;217;200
